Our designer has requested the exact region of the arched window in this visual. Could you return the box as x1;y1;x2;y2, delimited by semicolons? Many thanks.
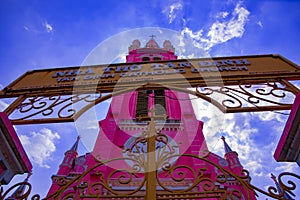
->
154;90;166;116
142;57;150;61
153;57;161;61
135;91;148;119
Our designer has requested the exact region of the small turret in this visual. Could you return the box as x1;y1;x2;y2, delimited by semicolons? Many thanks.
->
128;39;141;51
163;40;175;52
221;136;243;174
57;136;80;176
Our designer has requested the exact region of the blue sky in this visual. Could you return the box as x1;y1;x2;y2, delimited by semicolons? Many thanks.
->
1;0;300;198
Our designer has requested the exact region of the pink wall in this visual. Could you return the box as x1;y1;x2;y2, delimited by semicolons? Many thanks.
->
47;39;256;199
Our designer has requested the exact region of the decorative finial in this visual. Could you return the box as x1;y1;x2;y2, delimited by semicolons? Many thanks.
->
221;135;233;153
69;136;80;152
149;34;156;39
270;173;276;181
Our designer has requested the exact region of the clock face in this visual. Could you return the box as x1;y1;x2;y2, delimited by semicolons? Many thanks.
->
123;133;179;172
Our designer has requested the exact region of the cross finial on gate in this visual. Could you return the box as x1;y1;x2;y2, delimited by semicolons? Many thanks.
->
149;108;167;121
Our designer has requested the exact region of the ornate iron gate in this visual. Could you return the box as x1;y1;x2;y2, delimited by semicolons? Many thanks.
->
1;111;299;199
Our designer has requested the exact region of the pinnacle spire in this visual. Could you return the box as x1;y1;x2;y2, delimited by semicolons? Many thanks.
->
270;173;295;199
221;136;233;153
69;136;80;152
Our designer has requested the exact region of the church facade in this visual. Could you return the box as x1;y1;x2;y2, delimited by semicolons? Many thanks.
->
46;38;256;199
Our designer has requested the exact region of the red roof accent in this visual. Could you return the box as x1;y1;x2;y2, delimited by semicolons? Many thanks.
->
0;112;32;172
274;92;300;162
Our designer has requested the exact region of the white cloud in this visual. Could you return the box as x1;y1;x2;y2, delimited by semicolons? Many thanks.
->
0;84;8;111
43;21;53;33
163;2;183;24
253;111;287;123
23;25;30;31
181;2;250;51
274;162;298;173
245;161;264;177
0;100;8;111
19;128;60;168
216;11;229;19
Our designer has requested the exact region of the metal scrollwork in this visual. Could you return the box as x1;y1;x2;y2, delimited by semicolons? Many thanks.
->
1;113;300;199
250;172;300;199
0;181;40;200
194;80;297;112
1;155;299;199
8;93;101;123
3;80;299;124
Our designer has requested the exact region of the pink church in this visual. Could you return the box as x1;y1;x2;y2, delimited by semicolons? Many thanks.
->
46;38;256;199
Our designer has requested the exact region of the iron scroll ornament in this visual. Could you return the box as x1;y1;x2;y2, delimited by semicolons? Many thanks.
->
2;132;299;199
1;155;299;199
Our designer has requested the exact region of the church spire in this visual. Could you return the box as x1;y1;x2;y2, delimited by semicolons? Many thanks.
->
221;136;243;175
69;136;80;152
56;136;80;176
221;136;233;153
270;173;295;199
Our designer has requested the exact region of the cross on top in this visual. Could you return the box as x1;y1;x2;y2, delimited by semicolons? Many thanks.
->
149;34;156;39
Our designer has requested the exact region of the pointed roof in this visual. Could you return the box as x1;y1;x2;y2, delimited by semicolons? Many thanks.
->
270;173;295;199
221;136;233;153
69;136;80;152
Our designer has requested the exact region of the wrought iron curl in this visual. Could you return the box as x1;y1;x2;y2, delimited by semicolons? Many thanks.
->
0;181;40;200
229;189;243;199
17;96;54;114
157;163;201;193
108;169;137;185
12;93;103;121
196;87;214;95
277;172;299;193
255;82;285;97
239;169;251;180
97;166;145;196
216;174;227;184
238;81;294;106
200;178;216;192
61;192;76;200
87;182;103;196
58;93;100;118
46;156;147;199
192;80;297;112
219;87;243;108
260;172;300;199
56;176;70;187
195;85;243;109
